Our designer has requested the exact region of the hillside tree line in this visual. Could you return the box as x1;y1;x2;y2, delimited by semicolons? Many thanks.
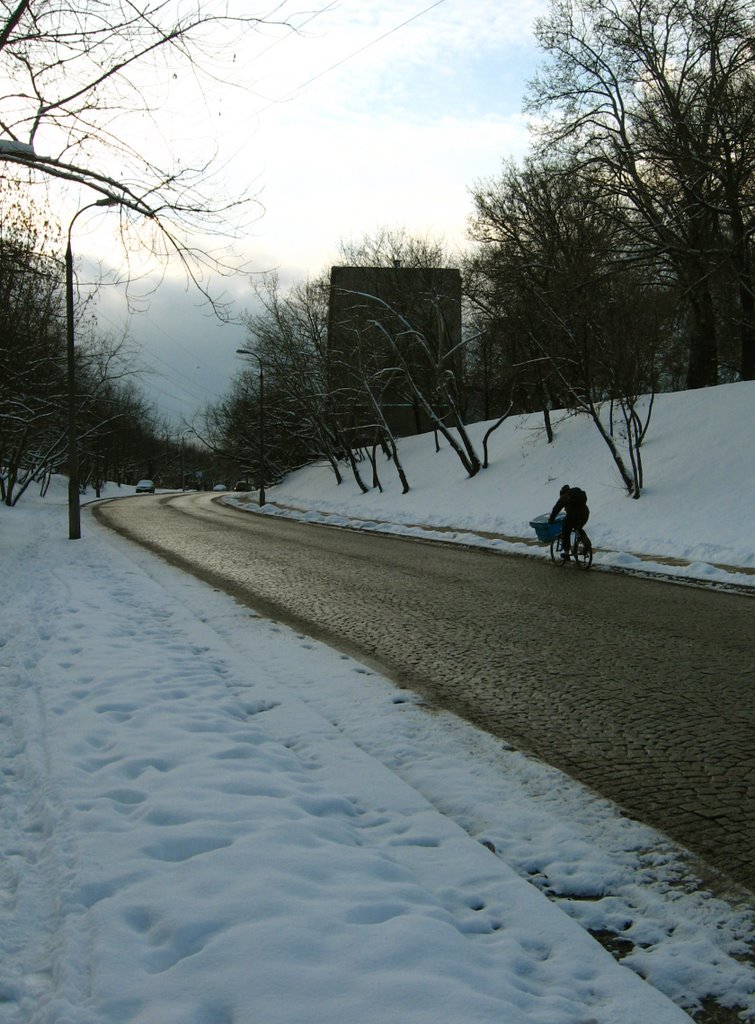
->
0;186;217;505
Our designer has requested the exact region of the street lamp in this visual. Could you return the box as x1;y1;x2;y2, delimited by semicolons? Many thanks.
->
65;198;119;539
178;428;196;492
236;348;266;507
0;139;35;158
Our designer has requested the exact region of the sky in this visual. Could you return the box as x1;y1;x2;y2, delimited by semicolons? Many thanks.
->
86;0;549;425
2;381;753;1022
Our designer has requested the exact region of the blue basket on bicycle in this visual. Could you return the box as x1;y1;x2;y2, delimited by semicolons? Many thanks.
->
529;514;564;542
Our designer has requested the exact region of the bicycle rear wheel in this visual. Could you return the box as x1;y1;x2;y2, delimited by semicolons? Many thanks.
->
572;529;593;569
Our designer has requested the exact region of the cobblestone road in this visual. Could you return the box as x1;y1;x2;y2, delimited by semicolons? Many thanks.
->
96;492;755;894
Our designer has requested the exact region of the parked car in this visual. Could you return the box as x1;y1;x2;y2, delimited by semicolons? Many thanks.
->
212;483;227;492
135;479;155;493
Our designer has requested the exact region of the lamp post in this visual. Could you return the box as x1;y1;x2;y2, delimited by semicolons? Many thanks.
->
178;429;196;492
236;348;265;507
65;198;118;539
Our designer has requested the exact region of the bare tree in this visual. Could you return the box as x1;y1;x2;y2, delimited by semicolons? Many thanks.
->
527;0;755;385
338;226;452;271
0;184;67;504
349;290;481;477
0;177;218;503
468;157;676;496
218;232;472;493
242;274;348;483
0;1;319;308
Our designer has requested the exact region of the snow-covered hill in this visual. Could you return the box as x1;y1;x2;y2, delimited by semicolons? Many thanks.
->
260;380;753;582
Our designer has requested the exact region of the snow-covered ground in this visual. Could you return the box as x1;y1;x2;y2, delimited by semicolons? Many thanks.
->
1;382;753;1023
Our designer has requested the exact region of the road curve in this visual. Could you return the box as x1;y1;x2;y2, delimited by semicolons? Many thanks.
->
94;491;755;893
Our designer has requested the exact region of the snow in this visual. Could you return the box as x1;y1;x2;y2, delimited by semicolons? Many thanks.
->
1;382;753;1023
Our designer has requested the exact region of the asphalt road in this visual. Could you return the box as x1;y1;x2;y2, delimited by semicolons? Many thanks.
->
95;491;755;894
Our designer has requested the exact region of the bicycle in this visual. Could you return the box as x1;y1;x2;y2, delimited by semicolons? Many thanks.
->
550;525;593;569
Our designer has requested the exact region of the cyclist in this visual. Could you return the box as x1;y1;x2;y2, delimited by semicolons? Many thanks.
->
549;484;590;561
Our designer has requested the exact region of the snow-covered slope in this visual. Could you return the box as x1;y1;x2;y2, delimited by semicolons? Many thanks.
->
255;381;754;579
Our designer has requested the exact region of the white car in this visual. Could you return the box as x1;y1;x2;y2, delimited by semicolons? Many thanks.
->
135;479;155;493
212;483;227;491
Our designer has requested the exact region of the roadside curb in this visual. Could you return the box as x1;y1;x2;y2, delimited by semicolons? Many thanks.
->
224;496;755;590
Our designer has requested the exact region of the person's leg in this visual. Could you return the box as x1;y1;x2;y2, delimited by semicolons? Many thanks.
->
576;512;589;546
560;515;573;558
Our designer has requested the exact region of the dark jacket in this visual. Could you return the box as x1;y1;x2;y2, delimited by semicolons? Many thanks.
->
549;487;589;525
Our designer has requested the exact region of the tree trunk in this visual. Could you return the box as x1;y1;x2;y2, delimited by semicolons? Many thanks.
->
686;282;718;389
738;282;755;381
482;404;513;468
346;446;369;493
542;406;553;444
368;443;382;491
726;200;755;381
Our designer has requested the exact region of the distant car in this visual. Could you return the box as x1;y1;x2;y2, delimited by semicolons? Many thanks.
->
135;479;155;493
212;483;227;492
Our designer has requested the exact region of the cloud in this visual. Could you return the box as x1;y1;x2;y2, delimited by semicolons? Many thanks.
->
94;271;251;425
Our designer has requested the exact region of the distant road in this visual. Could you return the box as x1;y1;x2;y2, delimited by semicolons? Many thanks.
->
95;491;755;894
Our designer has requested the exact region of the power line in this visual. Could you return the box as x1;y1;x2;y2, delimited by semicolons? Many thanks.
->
240;1;340;70
92;303;230;410
140;361;209;404
257;0;450;110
